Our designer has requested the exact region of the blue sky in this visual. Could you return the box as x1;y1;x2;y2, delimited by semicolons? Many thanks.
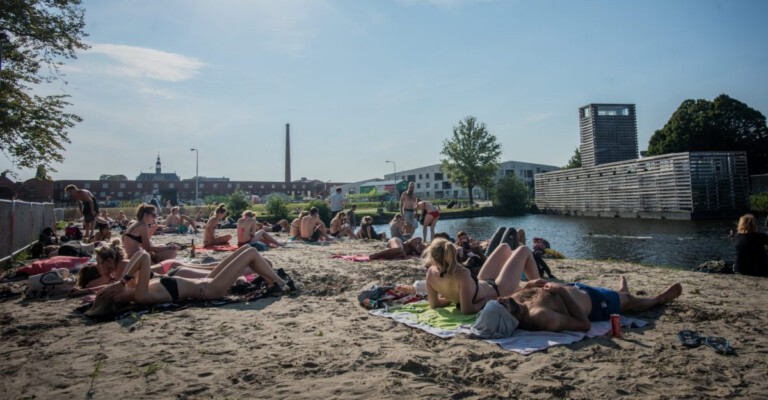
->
5;0;768;183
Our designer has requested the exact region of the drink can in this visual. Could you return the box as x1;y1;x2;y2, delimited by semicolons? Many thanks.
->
610;314;621;338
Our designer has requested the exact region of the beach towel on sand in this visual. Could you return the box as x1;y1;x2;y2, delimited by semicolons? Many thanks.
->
371;300;647;355
18;256;91;276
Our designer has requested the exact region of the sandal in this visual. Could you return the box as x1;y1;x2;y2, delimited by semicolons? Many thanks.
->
704;336;734;355
678;330;702;348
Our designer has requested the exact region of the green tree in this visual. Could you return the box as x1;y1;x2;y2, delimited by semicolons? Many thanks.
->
34;164;50;180
493;174;529;215
99;174;128;181
563;147;581;169
265;196;290;221
647;94;768;174
226;189;250;220
440;116;502;206
1;1;89;173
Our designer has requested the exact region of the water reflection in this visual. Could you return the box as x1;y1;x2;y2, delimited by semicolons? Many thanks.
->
374;214;737;269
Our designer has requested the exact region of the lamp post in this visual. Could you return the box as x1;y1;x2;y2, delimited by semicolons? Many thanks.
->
190;148;199;205
385;160;396;181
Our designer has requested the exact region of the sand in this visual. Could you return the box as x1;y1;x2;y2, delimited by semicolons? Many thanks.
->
1;229;767;399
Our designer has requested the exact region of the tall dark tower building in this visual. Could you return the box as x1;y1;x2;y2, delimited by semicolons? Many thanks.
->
285;123;291;183
579;104;638;167
155;154;162;174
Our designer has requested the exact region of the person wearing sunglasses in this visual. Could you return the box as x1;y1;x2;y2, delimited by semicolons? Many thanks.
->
122;203;179;263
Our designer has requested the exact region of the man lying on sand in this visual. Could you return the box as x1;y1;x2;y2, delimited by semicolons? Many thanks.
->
369;237;426;260
492;277;682;332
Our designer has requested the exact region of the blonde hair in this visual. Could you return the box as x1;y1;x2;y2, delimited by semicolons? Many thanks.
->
517;228;526;246
242;210;255;218
424;238;460;277
84;283;122;317
391;214;403;224
737;214;758;234
95;240;125;266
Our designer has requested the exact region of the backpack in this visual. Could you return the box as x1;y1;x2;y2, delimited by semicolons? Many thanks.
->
25;269;76;299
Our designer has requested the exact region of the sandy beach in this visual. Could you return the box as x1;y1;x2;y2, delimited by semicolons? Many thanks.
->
1;229;767;399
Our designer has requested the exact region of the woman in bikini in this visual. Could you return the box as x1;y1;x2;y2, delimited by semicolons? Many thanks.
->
290;211;308;240
122;203;178;263
85;245;294;317
424;238;542;315
417;199;440;242
329;211;355;239
204;204;233;247
236;210;282;248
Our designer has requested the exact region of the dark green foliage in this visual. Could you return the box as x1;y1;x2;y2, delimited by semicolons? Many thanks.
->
441;116;502;206
35;165;50;180
307;200;331;226
749;193;768;214
1;0;89;173
494;174;529;215
563;147;581;169
265;196;290;221
647;94;768;174
99;174;128;181
226;189;250;220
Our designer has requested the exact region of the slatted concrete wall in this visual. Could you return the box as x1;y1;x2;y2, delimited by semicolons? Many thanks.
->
534;152;749;218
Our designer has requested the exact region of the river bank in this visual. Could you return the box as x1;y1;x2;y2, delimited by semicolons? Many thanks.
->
0;233;766;398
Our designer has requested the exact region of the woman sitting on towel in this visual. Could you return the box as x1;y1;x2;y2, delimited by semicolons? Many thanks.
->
204;204;234;247
122;203;179;263
85;245;294;317
424;238;542;315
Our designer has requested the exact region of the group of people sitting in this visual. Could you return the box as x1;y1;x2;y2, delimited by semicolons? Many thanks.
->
287;206;390;242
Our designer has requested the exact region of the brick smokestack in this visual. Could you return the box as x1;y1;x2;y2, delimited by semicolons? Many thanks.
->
285;123;291;183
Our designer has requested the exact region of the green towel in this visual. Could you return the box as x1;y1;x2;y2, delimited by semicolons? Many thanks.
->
397;301;477;330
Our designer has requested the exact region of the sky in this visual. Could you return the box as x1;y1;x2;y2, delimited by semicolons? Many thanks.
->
4;0;768;183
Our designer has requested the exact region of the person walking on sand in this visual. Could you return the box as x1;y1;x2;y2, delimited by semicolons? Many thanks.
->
400;182;417;237
204;204;233;247
65;184;99;241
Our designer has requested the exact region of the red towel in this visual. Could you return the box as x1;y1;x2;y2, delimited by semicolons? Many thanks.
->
19;256;91;276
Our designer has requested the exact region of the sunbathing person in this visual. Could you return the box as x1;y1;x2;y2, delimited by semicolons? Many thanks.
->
276;219;291;233
91;223;112;243
84;245;293;317
425;238;541;315
122;203;179;263
300;207;329;242
370;237;426;260
389;214;407;240
357;216;386;240
290;211;308;239
204;204;233;247
493;277;683;332
329;211;355;239
237;210;282;248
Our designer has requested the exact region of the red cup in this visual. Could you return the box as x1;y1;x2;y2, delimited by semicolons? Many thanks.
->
610;314;621;338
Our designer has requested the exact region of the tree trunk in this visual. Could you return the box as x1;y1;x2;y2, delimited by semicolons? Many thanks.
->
467;184;474;207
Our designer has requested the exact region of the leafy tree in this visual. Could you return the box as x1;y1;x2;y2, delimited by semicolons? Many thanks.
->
34;164;50;180
226;189;250;220
493;174;529;215
440;116;502;206
563;147;581;169
750;193;768;214
99;174;128;181
265;196;290;221
647;94;768;174
0;0;89;173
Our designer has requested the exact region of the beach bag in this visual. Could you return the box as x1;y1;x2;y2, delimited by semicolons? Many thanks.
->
358;285;394;309
25;269;76;299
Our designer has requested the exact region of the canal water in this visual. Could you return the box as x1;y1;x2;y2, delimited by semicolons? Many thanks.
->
374;214;742;269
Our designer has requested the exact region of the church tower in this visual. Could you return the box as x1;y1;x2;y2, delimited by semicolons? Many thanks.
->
156;154;162;174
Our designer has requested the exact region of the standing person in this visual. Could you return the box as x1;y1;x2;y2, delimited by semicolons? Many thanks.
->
346;204;358;232
204;204;233;247
65;184;99;241
730;214;768;276
328;187;346;219
122;203;179;263
399;182;417;237
417;199;440;242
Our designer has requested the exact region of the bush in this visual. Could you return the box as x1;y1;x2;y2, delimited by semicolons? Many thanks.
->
493;174;529;215
266;196;290;221
749;193;768;213
307;200;332;226
227;189;251;219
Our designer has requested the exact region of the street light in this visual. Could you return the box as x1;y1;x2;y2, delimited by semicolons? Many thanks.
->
385;160;396;181
190;148;199;205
